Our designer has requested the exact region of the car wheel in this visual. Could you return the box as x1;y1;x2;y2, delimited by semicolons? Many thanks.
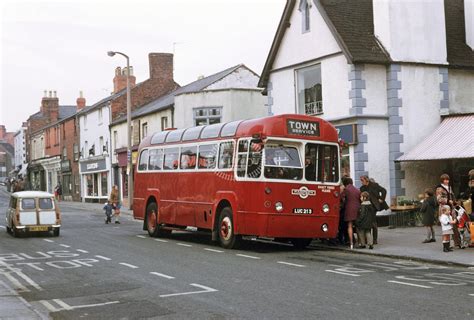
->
53;228;60;237
218;207;241;249
146;202;170;238
290;238;312;249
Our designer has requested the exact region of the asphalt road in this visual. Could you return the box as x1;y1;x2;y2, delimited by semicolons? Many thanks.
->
1;187;473;319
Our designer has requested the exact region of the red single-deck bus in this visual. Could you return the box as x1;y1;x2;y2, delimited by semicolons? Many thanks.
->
133;114;340;249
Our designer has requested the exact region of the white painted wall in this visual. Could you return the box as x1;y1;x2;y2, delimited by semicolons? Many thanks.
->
364;119;390;199
373;0;447;64
448;69;474;114
174;89;266;129
363;65;388;115
466;0;474;50
269;53;350;118
31;132;44;161
206;67;259;90
398;65;442;154
14;128;26;168
272;1;341;69
79;105;111;161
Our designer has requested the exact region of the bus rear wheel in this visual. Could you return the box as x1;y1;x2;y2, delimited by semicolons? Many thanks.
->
146;202;170;238
290;238;312;249
218;207;240;249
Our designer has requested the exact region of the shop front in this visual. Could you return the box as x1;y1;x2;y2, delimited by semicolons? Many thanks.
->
41;156;61;194
28;161;45;191
79;157;110;203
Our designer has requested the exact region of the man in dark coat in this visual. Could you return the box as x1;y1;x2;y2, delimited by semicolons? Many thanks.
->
359;175;389;244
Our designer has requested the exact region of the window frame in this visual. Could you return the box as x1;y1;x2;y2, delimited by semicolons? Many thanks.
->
295;63;323;116
193;107;223;126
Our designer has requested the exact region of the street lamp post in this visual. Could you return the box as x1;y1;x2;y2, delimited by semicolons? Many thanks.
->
107;51;133;209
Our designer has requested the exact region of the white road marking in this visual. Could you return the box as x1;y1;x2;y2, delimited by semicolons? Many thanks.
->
76;249;89;253
325;270;360;277
469;294;474;296
0;261;43;291
177;243;192;247
71;301;120;310
95;255;112;261
159;283;218;298
40;299;119;311
40;300;59;312
150;272;175;279
154;239;168;243
388;280;433;289
53;299;73;310
236;254;261;260
2;272;30;292
13;270;43;291
59;244;70;248
136;235;147;239
204;248;224;253
43;239;54;243
119;263;139;269
277;261;305;268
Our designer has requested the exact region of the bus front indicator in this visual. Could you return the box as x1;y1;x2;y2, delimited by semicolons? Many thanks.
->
322;224;329;232
275;202;283;212
322;204;330;213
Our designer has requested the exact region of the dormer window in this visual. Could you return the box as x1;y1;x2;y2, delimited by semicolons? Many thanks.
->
299;0;311;33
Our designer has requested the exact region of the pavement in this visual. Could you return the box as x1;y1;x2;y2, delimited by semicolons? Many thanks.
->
1;195;473;318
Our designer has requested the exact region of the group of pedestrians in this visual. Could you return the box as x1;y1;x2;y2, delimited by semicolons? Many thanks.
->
340;175;388;250
421;173;473;252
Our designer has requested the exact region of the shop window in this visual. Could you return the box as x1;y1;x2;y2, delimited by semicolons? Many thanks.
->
101;172;108;197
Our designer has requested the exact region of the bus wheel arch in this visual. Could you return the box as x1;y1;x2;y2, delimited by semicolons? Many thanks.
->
214;202;241;249
144;198;170;237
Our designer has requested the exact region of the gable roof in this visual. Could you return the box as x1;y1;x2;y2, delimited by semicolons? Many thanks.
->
259;0;474;89
111;64;249;125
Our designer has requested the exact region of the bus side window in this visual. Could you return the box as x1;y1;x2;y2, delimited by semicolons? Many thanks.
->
163;148;179;170
199;144;217;169
180;146;197;170
237;140;248;177
218;141;234;169
138;149;149;171
148;149;163;170
247;140;262;178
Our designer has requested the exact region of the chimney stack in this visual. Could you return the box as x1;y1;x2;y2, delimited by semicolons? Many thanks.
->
113;66;136;94
0;125;6;140
149;53;173;80
41;89;59;122
76;91;86;110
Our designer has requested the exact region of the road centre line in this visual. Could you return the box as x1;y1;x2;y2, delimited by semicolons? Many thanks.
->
76;249;89;253
177;243;193;247
95;255;112;261
43;239;54;243
204;248;224;253
59;244;70;248
150;272;175;279
159;283;217;298
119;263;139;269
325;270;360;277
277;261;305;268
387;280;433;289
236;254;261;260
136;235;147;239
154;239;168;243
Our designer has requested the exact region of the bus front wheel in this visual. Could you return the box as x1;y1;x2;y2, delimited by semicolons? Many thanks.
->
218;207;240;249
146;202;170;238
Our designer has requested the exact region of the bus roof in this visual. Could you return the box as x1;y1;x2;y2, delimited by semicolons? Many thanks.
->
140;114;338;148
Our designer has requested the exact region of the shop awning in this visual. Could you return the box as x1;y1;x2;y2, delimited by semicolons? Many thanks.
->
397;115;474;161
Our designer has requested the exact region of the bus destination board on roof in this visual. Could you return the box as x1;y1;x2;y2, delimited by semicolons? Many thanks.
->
286;119;320;137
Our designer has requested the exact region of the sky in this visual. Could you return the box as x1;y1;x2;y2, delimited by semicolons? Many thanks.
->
0;0;285;132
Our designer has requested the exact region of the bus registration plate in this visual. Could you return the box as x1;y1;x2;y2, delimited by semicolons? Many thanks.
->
29;226;48;232
293;208;313;214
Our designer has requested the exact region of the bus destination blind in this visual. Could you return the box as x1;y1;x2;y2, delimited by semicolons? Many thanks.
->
286;119;320;137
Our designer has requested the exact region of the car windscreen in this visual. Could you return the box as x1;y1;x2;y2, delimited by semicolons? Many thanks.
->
39;198;54;210
264;144;303;180
21;198;36;210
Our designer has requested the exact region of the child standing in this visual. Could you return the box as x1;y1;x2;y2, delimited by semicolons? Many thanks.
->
103;202;113;224
454;201;470;249
356;191;376;249
420;188;437;243
439;205;456;252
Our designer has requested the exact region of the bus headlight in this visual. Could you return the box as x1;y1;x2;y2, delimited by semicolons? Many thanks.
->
322;204;330;213
275;202;283;212
321;224;329;232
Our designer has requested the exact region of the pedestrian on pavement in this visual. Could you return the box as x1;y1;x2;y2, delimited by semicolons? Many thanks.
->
54;183;62;201
14;178;24;192
420;188;437;243
454;200;470;249
439;205;456;252
355;191;375;249
342;177;361;249
359;175;388;244
103;202;113;224
109;185;121;224
435;174;462;248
